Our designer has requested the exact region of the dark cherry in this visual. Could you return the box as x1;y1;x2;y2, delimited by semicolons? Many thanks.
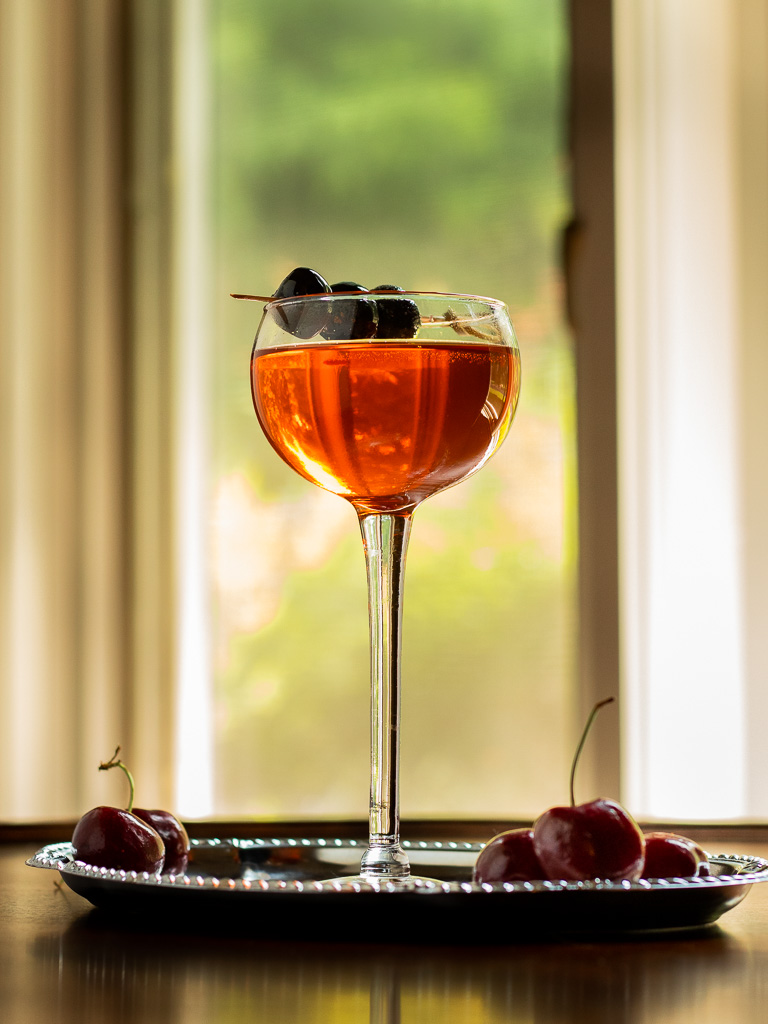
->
371;284;421;339
533;798;645;882
72;806;165;874
71;747;193;875
271;266;331;338
531;697;646;882
272;266;330;300
133;808;190;873
641;831;710;879
473;827;547;884
330;281;367;292
323;282;378;341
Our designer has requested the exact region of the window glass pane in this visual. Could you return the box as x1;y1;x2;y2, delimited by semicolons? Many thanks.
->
209;0;575;819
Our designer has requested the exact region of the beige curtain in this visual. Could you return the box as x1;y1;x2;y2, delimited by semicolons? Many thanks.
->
0;0;177;820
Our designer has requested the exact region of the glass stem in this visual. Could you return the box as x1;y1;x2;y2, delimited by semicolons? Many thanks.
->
357;511;412;878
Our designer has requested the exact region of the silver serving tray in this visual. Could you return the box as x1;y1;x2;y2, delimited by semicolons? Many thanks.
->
27;837;768;939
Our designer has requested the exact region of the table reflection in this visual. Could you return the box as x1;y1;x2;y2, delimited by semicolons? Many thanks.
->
28;908;765;1024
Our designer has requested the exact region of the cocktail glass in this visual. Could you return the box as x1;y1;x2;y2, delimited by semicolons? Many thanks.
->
249;289;520;881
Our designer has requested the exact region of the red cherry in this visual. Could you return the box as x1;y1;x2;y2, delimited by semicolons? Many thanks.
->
641;831;710;879
473;828;547;883
533;798;645;881
133;808;190;873
530;698;646;882
72;806;165;873
71;747;188;876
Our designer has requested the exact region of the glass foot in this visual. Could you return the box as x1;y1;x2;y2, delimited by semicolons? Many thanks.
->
360;842;410;879
322;844;443;887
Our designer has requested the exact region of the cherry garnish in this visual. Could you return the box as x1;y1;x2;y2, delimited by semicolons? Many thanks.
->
235;269;422;339
271;267;332;338
371;284;421;339
322;282;378;341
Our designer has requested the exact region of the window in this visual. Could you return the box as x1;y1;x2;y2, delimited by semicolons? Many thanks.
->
203;0;577;820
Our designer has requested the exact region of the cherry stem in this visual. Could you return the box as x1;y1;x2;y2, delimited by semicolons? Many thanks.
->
569;697;615;807
98;746;135;813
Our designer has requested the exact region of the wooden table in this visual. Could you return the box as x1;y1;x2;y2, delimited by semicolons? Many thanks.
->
3;824;768;1023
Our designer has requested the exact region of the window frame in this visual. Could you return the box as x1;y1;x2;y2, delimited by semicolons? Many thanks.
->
566;0;621;799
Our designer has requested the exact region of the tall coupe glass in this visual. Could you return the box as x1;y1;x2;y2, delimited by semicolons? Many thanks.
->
250;290;520;880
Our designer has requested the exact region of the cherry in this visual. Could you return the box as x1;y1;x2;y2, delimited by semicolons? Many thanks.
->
473;827;547;884
532;698;646;882
271;267;331;338
71;747;188;875
322;282;378;341
533;798;645;882
72;748;165;873
273;266;330;300
72;806;165;874
641;831;710;879
330;280;366;292
371;284;421;339
133;808;190;873
101;749;189;870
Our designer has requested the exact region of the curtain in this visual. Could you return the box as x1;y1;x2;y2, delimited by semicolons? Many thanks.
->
0;0;177;820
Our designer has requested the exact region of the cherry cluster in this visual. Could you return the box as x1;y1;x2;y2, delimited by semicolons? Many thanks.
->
474;700;710;884
71;749;190;875
268;267;421;341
